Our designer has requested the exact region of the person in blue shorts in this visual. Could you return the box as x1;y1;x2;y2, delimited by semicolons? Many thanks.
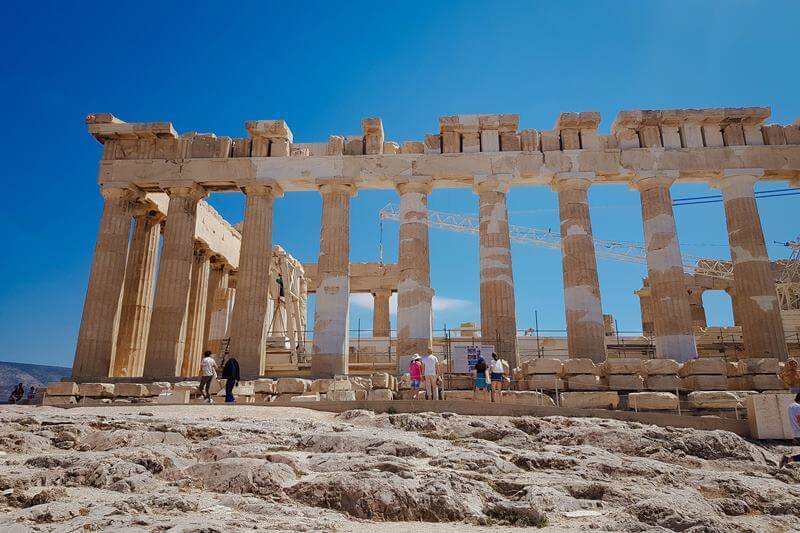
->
490;352;505;403
473;355;489;401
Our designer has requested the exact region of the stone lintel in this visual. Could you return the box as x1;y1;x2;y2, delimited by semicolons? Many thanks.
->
245;120;293;143
629;170;680;191
551;171;595;192
613;107;770;133
87;114;177;144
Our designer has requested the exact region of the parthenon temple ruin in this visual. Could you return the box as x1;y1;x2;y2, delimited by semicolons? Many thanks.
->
72;106;800;383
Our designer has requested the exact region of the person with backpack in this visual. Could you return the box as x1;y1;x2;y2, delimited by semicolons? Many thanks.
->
473;355;489;401
489;352;505;403
221;355;241;403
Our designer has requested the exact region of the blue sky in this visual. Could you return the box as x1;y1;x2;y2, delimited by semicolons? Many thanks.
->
1;1;798;367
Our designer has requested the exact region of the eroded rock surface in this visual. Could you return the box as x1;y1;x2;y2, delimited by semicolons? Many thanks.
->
0;404;798;532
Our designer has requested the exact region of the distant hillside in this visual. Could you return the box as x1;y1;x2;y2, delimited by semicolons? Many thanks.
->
0;361;70;401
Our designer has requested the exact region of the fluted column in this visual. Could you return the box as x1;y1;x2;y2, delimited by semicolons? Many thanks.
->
688;288;707;328
714;169;787;360
207;268;235;356
312;183;355;377
144;184;207;377
226;183;282;376
632;172;697;362
553;173;606;362
372;288;391;337
474;175;518;367
635;287;654;337
113;207;162;377
396;180;434;361
726;287;744;326
180;245;211;376
73;186;138;378
202;260;228;350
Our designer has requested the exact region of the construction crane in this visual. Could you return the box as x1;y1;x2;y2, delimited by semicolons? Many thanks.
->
378;203;735;280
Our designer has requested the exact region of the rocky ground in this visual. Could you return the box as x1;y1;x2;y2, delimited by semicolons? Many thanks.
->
0;405;798;532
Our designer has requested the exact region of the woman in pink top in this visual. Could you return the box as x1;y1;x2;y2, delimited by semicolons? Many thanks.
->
409;354;422;400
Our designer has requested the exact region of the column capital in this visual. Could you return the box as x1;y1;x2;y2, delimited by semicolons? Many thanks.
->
132;203;166;221
100;184;143;201
711;168;764;190
241;181;283;199
472;173;512;194
629;170;679;191
551;172;595;192
163;182;208;201
317;181;357;197
371;288;392;298
396;178;432;195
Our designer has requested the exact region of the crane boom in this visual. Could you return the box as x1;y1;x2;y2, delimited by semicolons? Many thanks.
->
378;203;736;280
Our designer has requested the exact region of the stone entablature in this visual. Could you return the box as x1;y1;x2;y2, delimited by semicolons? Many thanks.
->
88;108;800;193
303;262;399;293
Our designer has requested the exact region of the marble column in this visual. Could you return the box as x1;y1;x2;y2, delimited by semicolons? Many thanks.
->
202;261;228;351
73;186;138;378
688;288;707;328
226;183;282;376
632;172;698;362
396;180;434;361
726;287;744;327
372;288;391;337
553;173;606;362
180;245;211;376
714;169;787;360
474;175;518;367
143;184;207;377
311;183;355;377
112;207;162;377
635;287;654;337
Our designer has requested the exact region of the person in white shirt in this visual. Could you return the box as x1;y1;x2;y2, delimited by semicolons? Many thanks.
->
489;352;505;403
780;393;800;468
420;353;440;400
198;351;217;403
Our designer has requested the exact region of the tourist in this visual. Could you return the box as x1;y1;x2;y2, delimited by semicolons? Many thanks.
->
221;355;241;403
198;351;217;403
473;355;489;401
490;353;505;403
8;383;24;404
780;393;800;468
420;351;440;400
409;354;422;400
27;386;36;401
780;360;800;393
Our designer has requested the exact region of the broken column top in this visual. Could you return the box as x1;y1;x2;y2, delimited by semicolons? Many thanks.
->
361;117;384;136
86;113;177;143
245;119;293;143
612;107;771;134
439;113;519;133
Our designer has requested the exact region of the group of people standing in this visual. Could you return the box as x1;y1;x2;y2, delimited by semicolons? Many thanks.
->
472;352;509;402
407;351;509;402
197;351;241;403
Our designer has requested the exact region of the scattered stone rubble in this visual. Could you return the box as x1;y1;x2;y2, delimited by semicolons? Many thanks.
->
0;404;798;531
